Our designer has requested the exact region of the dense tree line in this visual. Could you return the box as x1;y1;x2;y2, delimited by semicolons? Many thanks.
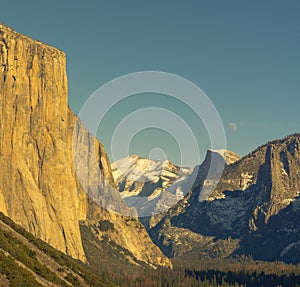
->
93;258;300;287
1;211;300;287
186;269;300;287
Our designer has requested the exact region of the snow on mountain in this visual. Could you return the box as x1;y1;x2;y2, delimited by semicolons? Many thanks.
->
151;134;300;264
111;155;195;227
208;149;241;165
111;150;239;228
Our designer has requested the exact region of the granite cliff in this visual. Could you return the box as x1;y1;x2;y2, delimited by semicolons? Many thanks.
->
0;24;85;260
0;24;170;268
151;135;300;263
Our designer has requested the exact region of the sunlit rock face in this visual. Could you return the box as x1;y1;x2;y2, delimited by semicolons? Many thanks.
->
0;24;171;268
0;24;86;260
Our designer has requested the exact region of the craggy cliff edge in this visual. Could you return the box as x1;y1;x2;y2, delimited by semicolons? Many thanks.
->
0;24;170;268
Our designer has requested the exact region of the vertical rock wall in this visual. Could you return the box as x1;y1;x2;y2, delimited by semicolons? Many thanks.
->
0;24;85;260
0;24;171;268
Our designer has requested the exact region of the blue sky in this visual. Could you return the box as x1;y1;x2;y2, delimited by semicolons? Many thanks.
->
1;0;300;166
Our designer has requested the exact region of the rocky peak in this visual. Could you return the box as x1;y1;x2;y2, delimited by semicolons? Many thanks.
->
111;155;182;183
151;134;300;263
195;149;240;182
111;155;194;228
111;155;189;192
255;135;300;221
191;149;240;201
208;149;241;165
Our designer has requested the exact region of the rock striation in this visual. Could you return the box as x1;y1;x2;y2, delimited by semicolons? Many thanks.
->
0;24;85;260
0;24;171;268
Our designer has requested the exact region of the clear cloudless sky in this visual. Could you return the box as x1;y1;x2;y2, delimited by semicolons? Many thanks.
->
1;0;300;166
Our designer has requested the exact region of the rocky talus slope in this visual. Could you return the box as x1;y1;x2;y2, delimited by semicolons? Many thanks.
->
151;135;300;263
0;24;170;268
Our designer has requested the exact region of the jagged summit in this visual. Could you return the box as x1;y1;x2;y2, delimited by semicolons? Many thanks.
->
111;151;240;227
207;149;241;165
151;133;300;263
111;155;188;183
111;155;194;228
190;149;240;193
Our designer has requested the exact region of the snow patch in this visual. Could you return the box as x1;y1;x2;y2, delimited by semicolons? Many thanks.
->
280;241;300;257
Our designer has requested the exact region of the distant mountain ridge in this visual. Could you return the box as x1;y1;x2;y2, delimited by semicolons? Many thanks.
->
150;133;300;263
111;150;240;228
111;155;194;228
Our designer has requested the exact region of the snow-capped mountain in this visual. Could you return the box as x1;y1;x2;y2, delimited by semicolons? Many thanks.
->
151;134;300;264
111;155;195;228
111;150;240;228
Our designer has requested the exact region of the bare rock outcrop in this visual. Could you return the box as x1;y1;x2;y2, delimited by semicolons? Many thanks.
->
151;134;300;263
0;24;171;268
0;24;85;260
